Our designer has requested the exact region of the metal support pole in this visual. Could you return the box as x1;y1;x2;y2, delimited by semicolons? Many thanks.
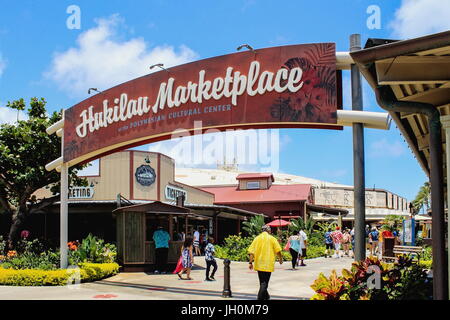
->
443;116;450;300
375;86;448;299
222;259;232;298
350;34;366;261
429;116;447;299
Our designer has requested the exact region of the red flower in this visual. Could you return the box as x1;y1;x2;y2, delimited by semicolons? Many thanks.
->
300;69;321;95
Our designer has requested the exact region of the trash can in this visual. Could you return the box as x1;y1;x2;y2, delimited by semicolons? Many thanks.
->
382;237;395;257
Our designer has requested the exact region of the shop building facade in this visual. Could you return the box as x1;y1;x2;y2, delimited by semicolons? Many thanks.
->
32;151;263;255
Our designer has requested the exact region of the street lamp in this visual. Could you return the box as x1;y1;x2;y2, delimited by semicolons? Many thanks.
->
88;88;101;95
149;63;168;72
237;44;256;53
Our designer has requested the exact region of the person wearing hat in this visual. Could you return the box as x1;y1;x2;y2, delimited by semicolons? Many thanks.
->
247;225;283;300
153;226;170;274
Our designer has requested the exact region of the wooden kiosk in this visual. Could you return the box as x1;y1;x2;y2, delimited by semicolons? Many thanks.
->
113;201;199;272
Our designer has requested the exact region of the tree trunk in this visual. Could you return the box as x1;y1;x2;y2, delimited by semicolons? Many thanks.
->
8;209;27;246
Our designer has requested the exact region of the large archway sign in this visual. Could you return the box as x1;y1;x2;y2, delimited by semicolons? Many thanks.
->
63;43;341;166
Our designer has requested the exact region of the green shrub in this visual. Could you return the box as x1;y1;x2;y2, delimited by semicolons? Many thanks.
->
216;234;326;262
215;234;254;261
421;246;432;260
306;245;326;259
419;260;432;270
1;251;60;270
69;234;117;264
0;263;119;286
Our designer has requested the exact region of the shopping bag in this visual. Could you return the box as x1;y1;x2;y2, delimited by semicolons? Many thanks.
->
284;240;290;251
173;256;183;274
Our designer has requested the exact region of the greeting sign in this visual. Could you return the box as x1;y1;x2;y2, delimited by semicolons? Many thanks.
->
63;43;340;166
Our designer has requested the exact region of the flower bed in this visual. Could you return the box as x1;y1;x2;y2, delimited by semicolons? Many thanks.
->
310;256;432;300
0;262;120;286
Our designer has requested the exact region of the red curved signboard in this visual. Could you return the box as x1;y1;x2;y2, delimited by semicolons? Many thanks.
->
63;43;340;166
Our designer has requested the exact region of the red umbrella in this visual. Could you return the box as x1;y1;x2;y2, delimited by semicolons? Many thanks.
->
266;219;291;227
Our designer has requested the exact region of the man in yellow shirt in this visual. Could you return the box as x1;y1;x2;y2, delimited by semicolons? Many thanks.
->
248;225;283;300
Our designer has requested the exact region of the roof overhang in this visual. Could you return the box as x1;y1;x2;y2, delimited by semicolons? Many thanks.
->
350;30;450;177
112;201;190;215
184;203;268;218
306;203;349;216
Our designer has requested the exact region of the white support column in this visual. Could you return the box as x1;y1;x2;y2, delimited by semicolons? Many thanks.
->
60;110;68;269
440;114;450;299
45;114;68;268
60;162;69;269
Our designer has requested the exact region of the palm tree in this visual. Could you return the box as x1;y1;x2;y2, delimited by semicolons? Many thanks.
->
242;216;266;237
289;217;316;236
412;182;430;214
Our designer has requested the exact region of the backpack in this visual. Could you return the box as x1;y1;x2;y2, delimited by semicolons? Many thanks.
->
370;231;379;241
325;232;333;244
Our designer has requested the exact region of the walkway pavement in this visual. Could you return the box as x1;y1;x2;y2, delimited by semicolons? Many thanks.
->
0;256;355;300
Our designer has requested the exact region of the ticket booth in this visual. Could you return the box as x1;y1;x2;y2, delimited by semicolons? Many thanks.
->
114;201;198;272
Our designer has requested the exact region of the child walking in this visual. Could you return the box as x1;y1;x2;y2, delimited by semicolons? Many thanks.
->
204;237;218;281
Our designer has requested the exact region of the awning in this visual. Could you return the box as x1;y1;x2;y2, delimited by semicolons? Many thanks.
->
112;201;190;215
183;203;267;218
350;30;450;176
306;204;349;216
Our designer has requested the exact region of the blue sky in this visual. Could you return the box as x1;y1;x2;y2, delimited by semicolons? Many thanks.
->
1;0;449;201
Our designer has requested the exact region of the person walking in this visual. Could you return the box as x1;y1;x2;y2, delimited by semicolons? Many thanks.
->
331;226;343;258
177;237;194;280
342;228;351;257
350;227;355;257
193;228;201;256
324;228;334;258
369;227;379;256
298;229;308;266
204;236;218;281
153;226;170;274
287;231;301;270
248;225;283;300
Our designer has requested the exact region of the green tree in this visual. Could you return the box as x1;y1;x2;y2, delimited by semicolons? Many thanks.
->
289;216;316;236
381;214;404;232
0;98;86;245
242;215;265;237
412;182;430;214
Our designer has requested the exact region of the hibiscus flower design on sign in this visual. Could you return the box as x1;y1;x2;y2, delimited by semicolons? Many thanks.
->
270;44;337;124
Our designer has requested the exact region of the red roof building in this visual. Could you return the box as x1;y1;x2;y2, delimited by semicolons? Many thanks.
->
202;172;348;220
201;173;311;219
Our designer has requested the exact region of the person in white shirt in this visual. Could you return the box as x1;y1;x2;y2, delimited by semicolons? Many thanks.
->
297;229;308;266
193;229;201;256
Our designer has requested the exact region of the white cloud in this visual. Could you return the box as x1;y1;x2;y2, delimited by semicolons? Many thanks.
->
0;53;6;77
369;138;406;158
389;0;450;39
147;128;280;172
0;104;27;124
45;14;198;98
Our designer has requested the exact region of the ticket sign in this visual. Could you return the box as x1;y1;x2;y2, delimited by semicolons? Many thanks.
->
69;186;94;199
165;185;187;202
63;43;340;166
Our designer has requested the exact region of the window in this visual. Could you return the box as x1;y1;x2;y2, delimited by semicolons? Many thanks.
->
246;181;260;189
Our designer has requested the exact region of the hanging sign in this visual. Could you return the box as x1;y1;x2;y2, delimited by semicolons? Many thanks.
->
63;43;340;166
